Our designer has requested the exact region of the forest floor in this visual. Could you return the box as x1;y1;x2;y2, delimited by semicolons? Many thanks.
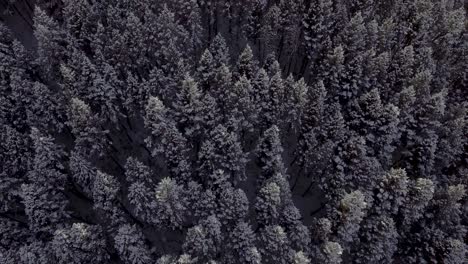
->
1;1;36;49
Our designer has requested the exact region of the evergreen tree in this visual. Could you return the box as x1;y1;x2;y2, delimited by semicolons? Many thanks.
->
401;178;434;227
255;181;282;225
262;71;286;127
1;2;467;263
114;224;152;264
34;7;68;80
21;129;69;234
373;168;409;216
0;125;32;214
255;125;286;182
173;74;204;140
226;75;257;134
285;76;309;131
92;170;121;222
303;0;334;69
153;178;188;229
28;82;65;131
353;215;398;263
316;241;343;264
336;190;368;248
235;45;258;80
150;5;190;101
69;150;96;194
52;223;109;264
258;225;293;264
225;221;258;264
15;241;55;264
145;96;191;181
67;97;108;157
196;50;216;92
251;68;270;129
182;216;222;261
209;34;230;68
198;125;247;184
292;251;311;264
259;5;282;58
218;186;249;224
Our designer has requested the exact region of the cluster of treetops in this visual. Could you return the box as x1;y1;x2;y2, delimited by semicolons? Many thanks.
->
0;0;466;263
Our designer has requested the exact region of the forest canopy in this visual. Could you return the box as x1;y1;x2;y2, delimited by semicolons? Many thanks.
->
0;0;467;263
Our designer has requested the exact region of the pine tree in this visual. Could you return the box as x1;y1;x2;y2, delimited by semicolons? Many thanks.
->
211;63;233;121
353;215;398;263
1;1;467;263
28;82;65;131
225;221;258;264
145;96;191;181
114;224;152;264
316;241;343;264
0;219;31;263
209;34;230;68
123;71;150;116
348;89;401;168
33;7;68;80
14;241;55;264
336;190;368;248
235;45;258;80
69;150;96;194
302;0;335;75
67;97;108;157
277;0;304;67
182;216;222;261
21;129;69;234
184;0;205;56
443;238;466;264
173;74;204;140
259;5;282;58
125;157;153;185
258;225;293;264
373;168;409;216
128;181;155;223
255;125;286;182
262;71;286;127
199;92;223;135
310;217;332;244
157;254;197;264
153;178;187;230
198;125;247;184
401;178;434;227
0;125;32;213
433;184;466;236
92;170;121;222
52;223;109;264
243;0;267;41
0;36;34;132
281;205;310;252
89;61;121;124
218;186;249;225
194;189;217;219
62;0;98;48
325;133;383;199
255;181;282;225
150;5;190;101
285;76;309;131
196;49;216;92
292;251;311;264
226;75;257;134
251;68;270;129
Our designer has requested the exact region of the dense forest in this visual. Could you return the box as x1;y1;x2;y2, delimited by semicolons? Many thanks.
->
1;0;467;263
